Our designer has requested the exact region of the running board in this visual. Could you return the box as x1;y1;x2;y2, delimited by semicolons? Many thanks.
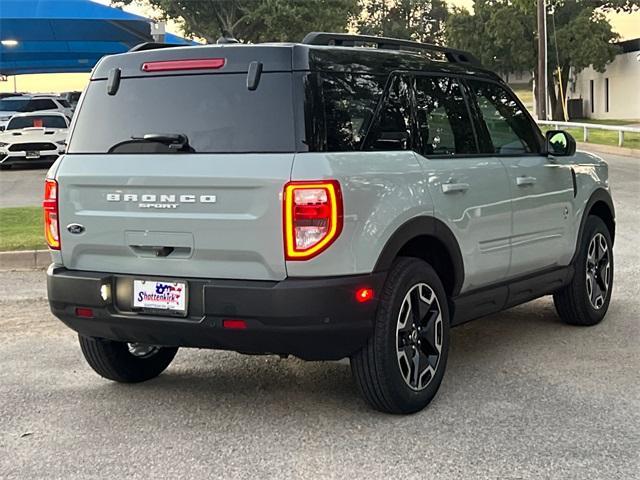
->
450;266;574;326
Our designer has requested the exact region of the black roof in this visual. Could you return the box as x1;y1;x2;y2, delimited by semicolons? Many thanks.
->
92;42;500;83
616;38;640;53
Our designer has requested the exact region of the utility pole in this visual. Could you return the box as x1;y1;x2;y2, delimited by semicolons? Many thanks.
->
536;0;547;120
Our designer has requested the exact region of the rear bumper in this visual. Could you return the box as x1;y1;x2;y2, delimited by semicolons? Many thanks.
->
47;265;386;360
0;151;60;165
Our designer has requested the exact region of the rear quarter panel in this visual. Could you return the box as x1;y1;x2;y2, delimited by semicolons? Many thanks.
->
287;152;432;277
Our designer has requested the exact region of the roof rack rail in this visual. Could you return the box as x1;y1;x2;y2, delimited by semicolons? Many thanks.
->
302;32;480;66
128;42;186;53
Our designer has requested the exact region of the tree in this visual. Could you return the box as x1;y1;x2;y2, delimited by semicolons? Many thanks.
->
446;0;640;120
356;0;449;44
113;0;360;44
446;1;535;79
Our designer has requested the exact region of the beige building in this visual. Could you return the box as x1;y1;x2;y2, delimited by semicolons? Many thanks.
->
568;38;640;120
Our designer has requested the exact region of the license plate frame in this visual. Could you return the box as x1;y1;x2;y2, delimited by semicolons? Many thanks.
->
132;279;188;317
25;151;41;159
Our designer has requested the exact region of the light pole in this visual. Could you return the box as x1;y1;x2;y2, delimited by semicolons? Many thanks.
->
536;0;547;120
1;39;19;93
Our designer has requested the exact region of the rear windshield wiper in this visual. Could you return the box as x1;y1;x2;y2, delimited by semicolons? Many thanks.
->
108;133;195;153
131;133;192;150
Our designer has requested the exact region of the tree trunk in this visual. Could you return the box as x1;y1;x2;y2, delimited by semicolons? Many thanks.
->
549;65;571;121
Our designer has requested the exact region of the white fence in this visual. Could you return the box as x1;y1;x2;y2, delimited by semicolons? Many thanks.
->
537;120;640;147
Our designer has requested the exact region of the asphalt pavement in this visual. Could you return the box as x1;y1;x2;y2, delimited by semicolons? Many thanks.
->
0;165;47;208
0;152;638;479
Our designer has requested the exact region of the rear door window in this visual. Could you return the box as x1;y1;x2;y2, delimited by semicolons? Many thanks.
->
467;80;541;154
363;75;413;151
68;73;296;154
304;73;386;152
413;75;477;156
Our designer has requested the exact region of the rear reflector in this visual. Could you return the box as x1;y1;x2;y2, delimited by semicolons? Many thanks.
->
355;288;374;303
284;180;343;260
141;58;226;72
223;319;247;330
43;178;60;250
75;307;94;318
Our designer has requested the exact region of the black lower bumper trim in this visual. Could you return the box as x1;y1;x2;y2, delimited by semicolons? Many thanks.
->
47;266;386;360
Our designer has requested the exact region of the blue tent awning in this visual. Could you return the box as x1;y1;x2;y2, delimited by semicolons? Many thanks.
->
0;0;199;75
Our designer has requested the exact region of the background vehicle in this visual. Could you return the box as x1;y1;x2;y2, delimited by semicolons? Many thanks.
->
45;33;615;414
0;112;68;169
60;91;82;111
0;95;73;130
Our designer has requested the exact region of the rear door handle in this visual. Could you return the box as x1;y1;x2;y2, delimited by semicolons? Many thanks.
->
442;182;470;193
516;176;537;186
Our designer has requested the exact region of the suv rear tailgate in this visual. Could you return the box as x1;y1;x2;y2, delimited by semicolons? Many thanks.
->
56;154;291;281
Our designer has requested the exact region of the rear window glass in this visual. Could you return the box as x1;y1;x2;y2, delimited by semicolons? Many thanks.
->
7;115;67;130
0;99;30;112
68;73;296;154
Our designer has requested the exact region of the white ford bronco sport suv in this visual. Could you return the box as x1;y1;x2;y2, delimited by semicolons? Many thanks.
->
46;33;615;414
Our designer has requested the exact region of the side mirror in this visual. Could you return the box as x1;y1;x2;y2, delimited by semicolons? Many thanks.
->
546;130;576;157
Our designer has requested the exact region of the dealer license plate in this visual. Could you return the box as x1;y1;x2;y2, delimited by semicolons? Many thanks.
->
133;280;187;315
26;151;40;159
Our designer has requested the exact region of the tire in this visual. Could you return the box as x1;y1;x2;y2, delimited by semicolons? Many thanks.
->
78;335;178;383
351;257;450;414
0;165;11;171
554;215;613;326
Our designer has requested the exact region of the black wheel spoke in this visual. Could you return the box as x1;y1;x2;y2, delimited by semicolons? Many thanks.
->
410;288;428;325
411;347;421;387
419;309;439;355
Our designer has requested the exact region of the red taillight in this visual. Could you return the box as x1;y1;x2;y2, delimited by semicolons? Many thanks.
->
284;180;343;260
43;179;60;250
223;319;247;330
355;288;374;303
141;58;225;72
75;307;94;318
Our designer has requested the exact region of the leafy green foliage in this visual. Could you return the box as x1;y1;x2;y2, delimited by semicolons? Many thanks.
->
447;0;639;119
114;0;359;43
356;0;449;44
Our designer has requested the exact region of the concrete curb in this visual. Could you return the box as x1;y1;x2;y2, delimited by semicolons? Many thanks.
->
577;142;639;158
0;250;50;271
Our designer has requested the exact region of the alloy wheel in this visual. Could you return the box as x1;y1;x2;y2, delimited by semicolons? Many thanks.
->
585;232;611;310
127;343;160;358
395;283;443;391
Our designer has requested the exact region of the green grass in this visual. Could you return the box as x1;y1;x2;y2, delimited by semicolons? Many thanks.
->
0;207;46;251
512;87;534;109
540;125;640;150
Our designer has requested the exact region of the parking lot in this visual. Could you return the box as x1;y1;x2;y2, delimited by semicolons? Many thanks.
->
0;151;638;479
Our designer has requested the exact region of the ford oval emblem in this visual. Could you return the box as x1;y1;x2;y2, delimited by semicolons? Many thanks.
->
67;223;85;234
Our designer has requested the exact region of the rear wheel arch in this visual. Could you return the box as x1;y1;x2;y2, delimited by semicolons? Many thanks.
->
374;217;464;297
